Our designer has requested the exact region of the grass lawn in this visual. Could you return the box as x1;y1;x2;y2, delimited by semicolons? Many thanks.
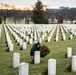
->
0;24;76;75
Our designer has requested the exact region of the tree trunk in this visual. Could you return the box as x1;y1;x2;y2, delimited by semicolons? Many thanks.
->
13;18;17;24
25;20;27;24
4;18;6;24
70;20;73;24
13;20;16;24
14;20;16;24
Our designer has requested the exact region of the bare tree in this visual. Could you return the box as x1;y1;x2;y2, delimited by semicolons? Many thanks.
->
22;10;32;24
60;9;76;24
67;10;76;24
0;9;14;24
44;9;58;23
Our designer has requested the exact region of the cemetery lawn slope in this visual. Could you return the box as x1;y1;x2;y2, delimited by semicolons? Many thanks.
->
0;24;76;75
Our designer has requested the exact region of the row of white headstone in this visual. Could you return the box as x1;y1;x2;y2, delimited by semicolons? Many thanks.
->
9;24;43;43
55;25;59;41
6;25;27;50
13;52;56;75
47;25;57;42
61;25;68;33
64;24;76;38
13;51;41;68
9;25;73;41
4;24;76;51
8;24;59;43
13;53;29;75
63;25;73;40
3;24;14;51
13;49;76;75
9;24;75;42
67;47;76;72
6;24;42;45
9;25;34;43
60;25;66;40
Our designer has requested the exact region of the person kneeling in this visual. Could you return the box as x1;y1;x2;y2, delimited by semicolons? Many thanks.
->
30;42;40;64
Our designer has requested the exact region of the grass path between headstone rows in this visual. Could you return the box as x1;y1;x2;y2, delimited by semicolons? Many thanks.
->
0;24;76;75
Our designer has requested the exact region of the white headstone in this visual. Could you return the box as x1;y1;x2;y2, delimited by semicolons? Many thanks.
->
34;35;37;41
19;39;23;46
17;37;20;43
70;34;73;40
30;38;33;44
26;36;29;42
34;51;40;64
8;40;12;47
9;43;14;51
38;33;40;38
72;55;76;72
56;36;58;41
21;33;23;38
13;53;20;68
15;34;18;40
63;33;66;40
67;47;72;58
48;37;50;42
48;59;56;75
44;32;47;37
22;42;26;50
31;33;33;38
23;34;26;39
42;34;45;40
39;38;42;43
19;62;29;75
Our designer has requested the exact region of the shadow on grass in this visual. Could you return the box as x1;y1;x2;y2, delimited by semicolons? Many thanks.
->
42;69;48;75
65;52;67;58
45;40;48;42
20;47;23;50
6;48;9;52
6;44;8;47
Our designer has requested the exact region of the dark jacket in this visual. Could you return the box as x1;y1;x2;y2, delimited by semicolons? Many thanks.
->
30;43;40;56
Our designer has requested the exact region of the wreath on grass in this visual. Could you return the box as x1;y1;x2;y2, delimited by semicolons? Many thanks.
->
39;45;50;58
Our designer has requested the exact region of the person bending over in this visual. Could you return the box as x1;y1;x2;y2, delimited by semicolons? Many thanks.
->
30;42;40;63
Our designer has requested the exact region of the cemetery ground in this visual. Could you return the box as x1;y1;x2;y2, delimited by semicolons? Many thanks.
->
0;24;76;75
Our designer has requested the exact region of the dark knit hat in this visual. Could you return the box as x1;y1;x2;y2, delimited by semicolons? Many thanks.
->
36;42;40;45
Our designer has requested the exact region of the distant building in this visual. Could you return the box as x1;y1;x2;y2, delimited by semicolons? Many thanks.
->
71;8;76;10
59;6;70;10
59;6;65;10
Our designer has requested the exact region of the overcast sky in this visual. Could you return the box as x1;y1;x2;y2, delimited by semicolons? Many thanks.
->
0;0;76;8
